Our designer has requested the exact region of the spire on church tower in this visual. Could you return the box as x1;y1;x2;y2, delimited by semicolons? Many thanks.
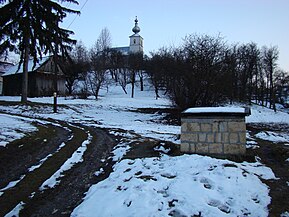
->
132;16;140;34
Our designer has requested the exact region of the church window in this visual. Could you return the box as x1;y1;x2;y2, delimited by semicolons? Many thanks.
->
134;39;136;44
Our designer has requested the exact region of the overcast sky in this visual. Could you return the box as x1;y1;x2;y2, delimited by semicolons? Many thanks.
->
63;0;289;71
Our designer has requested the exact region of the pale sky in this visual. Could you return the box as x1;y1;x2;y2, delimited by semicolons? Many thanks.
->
63;0;289;71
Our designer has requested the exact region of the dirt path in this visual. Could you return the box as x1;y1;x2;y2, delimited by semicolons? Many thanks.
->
0;112;118;217
20;127;117;217
0;123;70;190
0;121;88;216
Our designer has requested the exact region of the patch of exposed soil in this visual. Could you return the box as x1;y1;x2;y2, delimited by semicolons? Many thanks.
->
0;123;70;189
247;123;289;216
133;108;182;126
20;127;117;217
124;139;181;160
0;122;87;216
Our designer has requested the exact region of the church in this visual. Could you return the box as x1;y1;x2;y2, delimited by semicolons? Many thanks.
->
112;17;143;55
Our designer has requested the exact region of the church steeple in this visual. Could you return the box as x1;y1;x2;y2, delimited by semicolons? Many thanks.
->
129;16;143;53
132;16;140;34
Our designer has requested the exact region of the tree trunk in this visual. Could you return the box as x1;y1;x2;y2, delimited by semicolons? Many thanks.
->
94;85;101;100
67;82;73;95
21;36;29;103
155;86;160;99
121;86;127;94
54;55;58;94
131;82;135;98
139;72;144;91
131;71;135;98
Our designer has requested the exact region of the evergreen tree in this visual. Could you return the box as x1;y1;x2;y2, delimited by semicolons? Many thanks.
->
0;0;79;102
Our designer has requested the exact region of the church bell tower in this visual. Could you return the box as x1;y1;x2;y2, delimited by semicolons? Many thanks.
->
129;17;143;53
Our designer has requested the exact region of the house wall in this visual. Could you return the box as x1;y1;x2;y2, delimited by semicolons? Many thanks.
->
3;72;66;97
181;115;246;155
3;73;22;96
34;73;66;96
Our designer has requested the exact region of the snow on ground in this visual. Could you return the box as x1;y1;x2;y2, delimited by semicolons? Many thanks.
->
281;211;289;217
111;141;132;162
255;131;289;143
71;154;276;217
1;86;289;146
0;175;25;197
4;201;25;217
246;104;289;124
0;114;37;147
1;83;289;217
0;85;179;143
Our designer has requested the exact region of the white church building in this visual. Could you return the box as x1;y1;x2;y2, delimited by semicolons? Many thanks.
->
112;17;143;54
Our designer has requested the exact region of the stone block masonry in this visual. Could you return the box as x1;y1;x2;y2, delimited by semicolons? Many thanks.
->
181;107;249;155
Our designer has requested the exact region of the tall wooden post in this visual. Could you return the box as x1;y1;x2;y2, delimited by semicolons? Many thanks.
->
53;92;57;113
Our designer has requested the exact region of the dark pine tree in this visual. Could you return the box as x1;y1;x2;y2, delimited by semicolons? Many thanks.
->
0;0;80;102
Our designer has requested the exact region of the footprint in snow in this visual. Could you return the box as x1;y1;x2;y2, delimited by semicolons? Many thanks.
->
207;199;231;214
199;177;214;190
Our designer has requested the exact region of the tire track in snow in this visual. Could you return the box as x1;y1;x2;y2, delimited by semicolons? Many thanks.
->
0;121;88;217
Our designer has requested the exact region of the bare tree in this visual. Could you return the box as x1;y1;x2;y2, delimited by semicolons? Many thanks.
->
96;27;112;52
128;52;143;98
118;68;130;94
88;28;112;99
274;69;289;104
107;49;121;82
62;41;89;95
262;46;279;111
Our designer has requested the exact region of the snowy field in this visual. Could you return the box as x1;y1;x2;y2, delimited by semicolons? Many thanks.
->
1;84;289;217
71;155;275;217
0;114;37;147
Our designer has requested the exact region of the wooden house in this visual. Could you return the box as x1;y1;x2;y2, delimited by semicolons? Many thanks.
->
0;61;14;95
0;72;3;95
2;56;66;97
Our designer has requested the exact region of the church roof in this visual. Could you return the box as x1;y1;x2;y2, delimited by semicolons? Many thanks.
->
111;46;130;55
129;33;143;38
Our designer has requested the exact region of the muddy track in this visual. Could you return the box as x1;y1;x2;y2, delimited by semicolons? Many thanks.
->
0;123;71;190
0;113;118;217
247;123;289;217
21;127;117;217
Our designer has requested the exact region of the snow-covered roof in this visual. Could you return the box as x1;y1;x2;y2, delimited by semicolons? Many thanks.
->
2;56;50;76
183;107;248;115
111;46;130;55
0;61;14;74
